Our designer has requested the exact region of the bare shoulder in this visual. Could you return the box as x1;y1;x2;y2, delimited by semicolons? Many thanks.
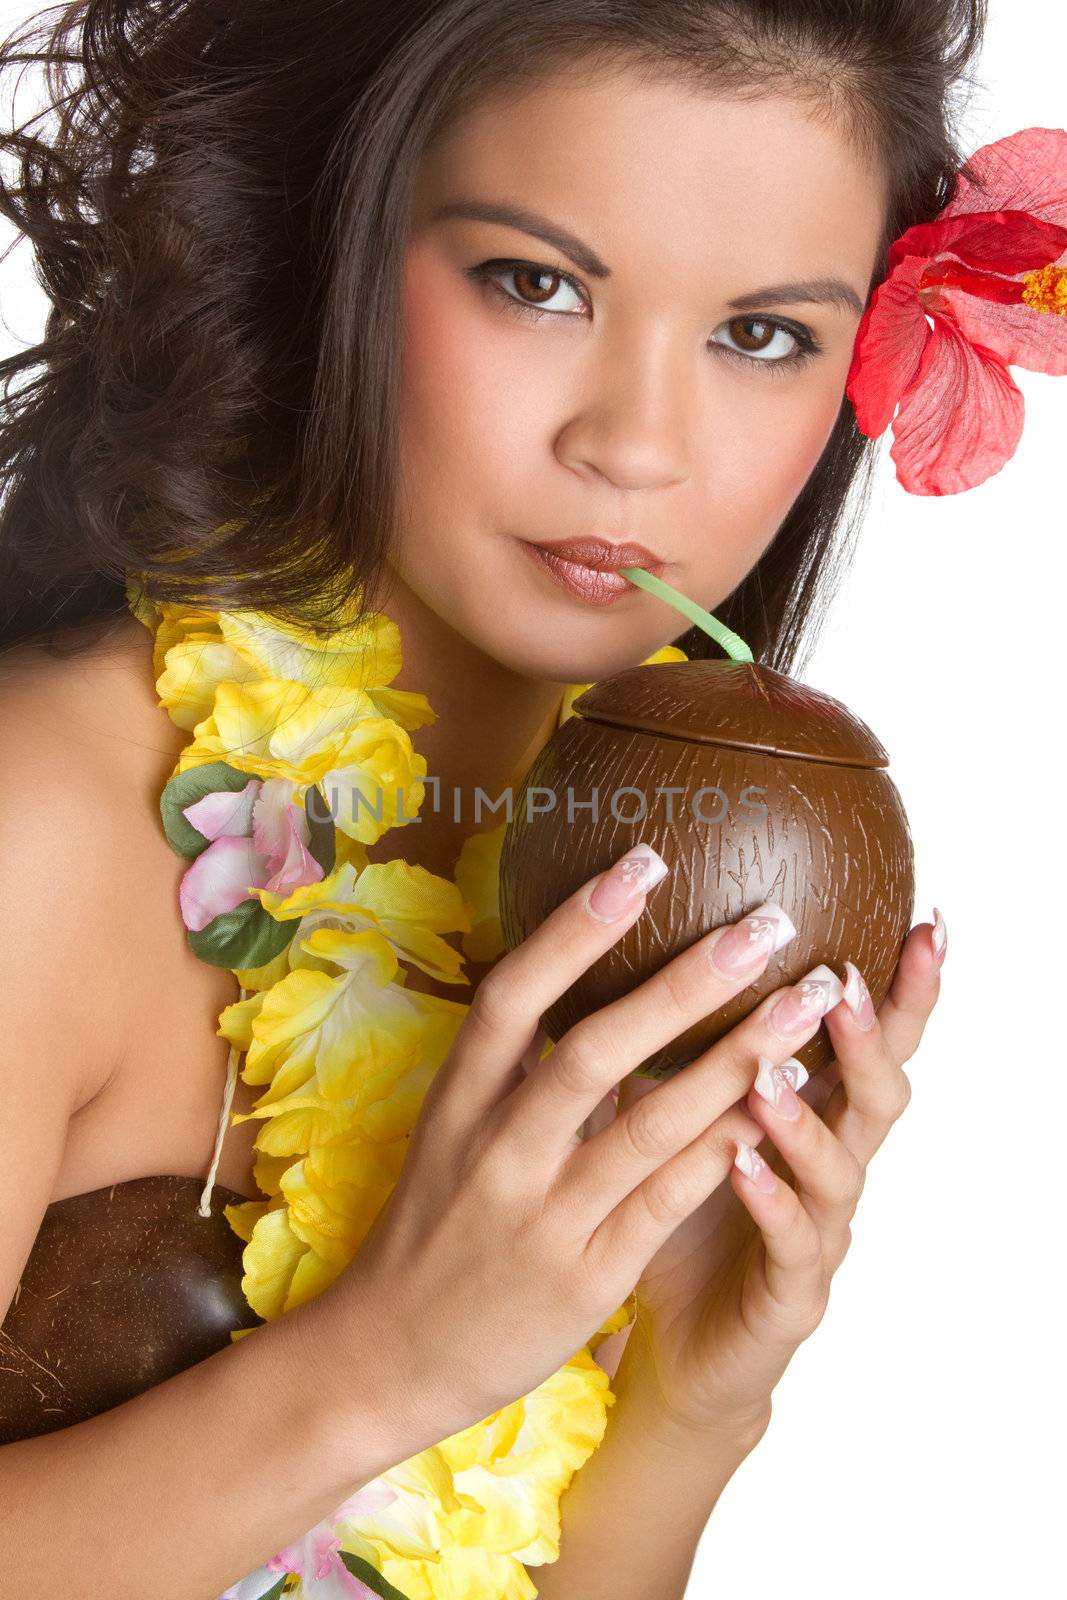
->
0;610;200;1318
0;610;191;1106
0;610;174;782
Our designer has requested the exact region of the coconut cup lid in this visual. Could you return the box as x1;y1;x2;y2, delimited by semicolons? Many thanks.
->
570;659;889;769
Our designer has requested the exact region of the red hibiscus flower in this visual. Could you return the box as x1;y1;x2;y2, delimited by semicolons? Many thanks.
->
846;126;1067;495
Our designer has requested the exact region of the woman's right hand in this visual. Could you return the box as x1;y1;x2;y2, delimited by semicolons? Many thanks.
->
316;841;814;1443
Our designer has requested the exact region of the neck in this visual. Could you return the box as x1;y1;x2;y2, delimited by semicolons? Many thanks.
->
369;567;569;878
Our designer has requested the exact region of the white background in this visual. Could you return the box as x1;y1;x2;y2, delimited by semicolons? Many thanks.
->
0;3;1063;1597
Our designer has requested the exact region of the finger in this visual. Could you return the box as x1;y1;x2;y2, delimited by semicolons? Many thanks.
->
865;912;946;1072
581;1081;621;1142
618;1070;768;1161
794;912;945;1123
519;1024;552;1078
499;898;799;1163
435;843;670;1127
569;961;845;1227
615;1070;656;1118
797;1059;838;1118
816;927;935;1164
495;1024;556;1113
729;1138;829;1346
745;1057;864;1271
582;1080;783;1291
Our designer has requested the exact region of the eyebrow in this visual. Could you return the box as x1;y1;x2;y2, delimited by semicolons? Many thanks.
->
431;198;866;318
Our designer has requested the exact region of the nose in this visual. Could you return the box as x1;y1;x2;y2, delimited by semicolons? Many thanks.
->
553;325;694;492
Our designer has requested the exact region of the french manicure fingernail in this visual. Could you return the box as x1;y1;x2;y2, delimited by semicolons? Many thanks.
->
754;1054;802;1120
769;964;845;1037
587;844;669;921
842;960;877;1030
931;907;948;968
734;1140;777;1192
778;1056;810;1091
708;901;798;975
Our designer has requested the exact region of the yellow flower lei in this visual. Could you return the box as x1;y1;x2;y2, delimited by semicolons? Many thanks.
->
126;574;687;1600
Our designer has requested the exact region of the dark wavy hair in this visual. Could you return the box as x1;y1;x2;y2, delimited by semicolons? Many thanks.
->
0;0;988;670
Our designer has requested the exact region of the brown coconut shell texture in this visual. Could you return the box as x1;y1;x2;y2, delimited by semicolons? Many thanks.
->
499;659;914;1082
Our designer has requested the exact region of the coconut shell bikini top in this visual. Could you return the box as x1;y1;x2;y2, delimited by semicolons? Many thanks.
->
0;1167;263;1445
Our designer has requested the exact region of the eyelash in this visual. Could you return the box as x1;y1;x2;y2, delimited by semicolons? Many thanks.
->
466;257;824;375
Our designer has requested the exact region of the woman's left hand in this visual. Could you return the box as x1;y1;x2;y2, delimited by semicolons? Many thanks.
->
602;910;947;1439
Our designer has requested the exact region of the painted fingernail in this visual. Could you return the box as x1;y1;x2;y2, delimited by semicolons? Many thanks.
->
931;907;947;969
709;901;798;976
754;1054;802;1120
779;1056;810;1091
734;1139;777;1192
842;960;877;1030
769;964;845;1038
587;844;669;921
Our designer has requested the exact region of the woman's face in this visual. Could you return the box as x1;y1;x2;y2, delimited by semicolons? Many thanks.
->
390;62;887;683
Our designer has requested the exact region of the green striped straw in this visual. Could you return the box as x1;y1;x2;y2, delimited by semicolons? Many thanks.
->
619;566;753;663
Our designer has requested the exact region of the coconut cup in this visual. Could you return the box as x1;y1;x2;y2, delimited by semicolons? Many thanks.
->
498;657;915;1082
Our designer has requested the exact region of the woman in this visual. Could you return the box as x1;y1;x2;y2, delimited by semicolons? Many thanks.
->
4;1;1054;1596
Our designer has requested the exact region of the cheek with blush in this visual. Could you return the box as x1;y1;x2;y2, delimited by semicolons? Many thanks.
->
757;396;841;521
396;249;554;542
697;383;844;596
397;250;487;483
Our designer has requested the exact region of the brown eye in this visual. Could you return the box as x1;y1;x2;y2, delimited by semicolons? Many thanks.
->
471;259;587;319
511;266;565;305
727;317;779;353
711;314;810;367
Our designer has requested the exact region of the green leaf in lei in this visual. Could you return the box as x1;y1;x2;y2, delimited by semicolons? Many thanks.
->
160;759;260;859
186;895;296;970
339;1550;413;1598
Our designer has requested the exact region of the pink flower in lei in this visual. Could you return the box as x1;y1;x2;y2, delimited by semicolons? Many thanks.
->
218;1486;400;1600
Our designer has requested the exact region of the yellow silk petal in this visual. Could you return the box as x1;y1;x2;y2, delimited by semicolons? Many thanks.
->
155;636;259;731
321;720;428;846
216;987;267;1051
222;1196;271;1244
362;684;437;734
203;678;378;784
282;1237;345;1312
250;1149;293;1198
239;1203;306;1320
267;691;389;777
258;858;470;986
453;823;507;963
239;967;342;1089
280;1157;384;1266
150;607;227;692
217;607;404;692
240;1099;362;1154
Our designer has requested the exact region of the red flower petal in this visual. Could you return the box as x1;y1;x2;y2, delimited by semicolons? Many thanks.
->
846;255;929;437
940;127;1067;229
935;268;1067;376
921;260;1034;305
889;210;1067;275
889;317;1025;495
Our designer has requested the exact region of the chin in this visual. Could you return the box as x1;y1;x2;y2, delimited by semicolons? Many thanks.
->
392;556;666;685
482;623;663;687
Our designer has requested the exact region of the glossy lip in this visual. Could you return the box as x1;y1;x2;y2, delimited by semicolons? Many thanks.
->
525;534;666;573
519;540;652;607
